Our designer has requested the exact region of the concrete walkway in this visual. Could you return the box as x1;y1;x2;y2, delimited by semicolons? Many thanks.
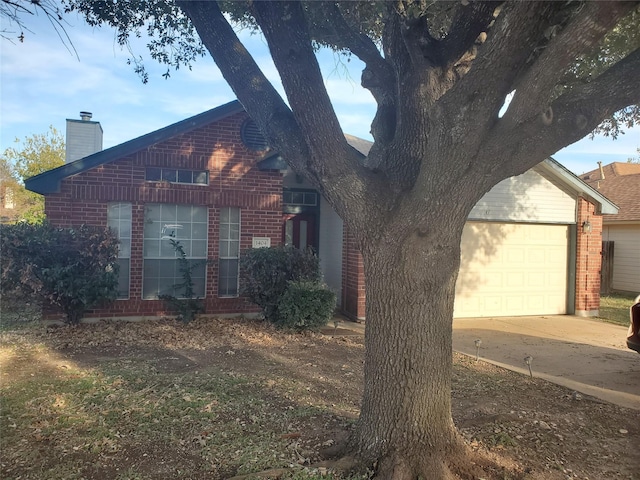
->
327;316;640;410
453;316;639;410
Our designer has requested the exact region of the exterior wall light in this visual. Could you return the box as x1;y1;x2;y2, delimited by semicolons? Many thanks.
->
582;220;592;234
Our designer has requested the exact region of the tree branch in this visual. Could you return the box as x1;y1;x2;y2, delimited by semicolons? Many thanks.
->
439;1;498;68
311;2;397;146
381;3;413;79
504;1;637;127
541;46;640;159
249;1;345;151
400;14;440;68
426;1;576;183
249;1;396;219
362;5;437;184
178;0;390;230
483;47;640;181
311;2;387;72
392;1;496;72
175;1;305;163
1;0;78;57
441;2;567;121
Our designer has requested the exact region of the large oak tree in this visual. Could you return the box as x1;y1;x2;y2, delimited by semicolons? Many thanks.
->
13;0;640;478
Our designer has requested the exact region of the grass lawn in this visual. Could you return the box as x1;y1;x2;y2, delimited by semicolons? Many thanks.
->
598;291;637;326
1;319;363;480
1;313;638;479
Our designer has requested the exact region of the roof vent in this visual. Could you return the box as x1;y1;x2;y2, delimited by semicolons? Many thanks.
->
240;119;268;151
80;111;93;121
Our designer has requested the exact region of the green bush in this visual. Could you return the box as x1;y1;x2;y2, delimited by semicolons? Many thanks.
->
240;246;320;323
158;238;205;323
0;222;119;324
277;281;336;331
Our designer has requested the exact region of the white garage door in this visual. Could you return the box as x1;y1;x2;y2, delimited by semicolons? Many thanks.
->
454;222;569;317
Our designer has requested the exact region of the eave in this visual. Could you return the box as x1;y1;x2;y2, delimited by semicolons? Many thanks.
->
535;158;619;215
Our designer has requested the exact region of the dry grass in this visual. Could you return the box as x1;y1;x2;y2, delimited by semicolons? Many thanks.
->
1;313;638;480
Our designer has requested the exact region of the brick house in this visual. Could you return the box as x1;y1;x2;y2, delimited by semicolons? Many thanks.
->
581;162;640;293
26;100;616;321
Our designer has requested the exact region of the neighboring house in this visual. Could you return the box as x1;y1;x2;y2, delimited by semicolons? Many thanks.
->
581;162;640;293
26;100;617;321
0;185;16;223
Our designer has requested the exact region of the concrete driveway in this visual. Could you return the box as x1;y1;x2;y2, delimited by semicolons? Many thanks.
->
453;315;640;410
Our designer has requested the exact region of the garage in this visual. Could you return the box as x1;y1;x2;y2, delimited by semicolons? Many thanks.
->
454;222;569;317
336;158;618;321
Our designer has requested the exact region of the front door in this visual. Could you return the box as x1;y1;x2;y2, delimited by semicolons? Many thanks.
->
283;213;317;251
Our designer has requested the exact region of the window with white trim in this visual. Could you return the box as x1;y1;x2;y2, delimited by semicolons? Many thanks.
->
142;204;208;299
107;202;132;299
283;190;318;207
145;167;208;185
218;207;240;297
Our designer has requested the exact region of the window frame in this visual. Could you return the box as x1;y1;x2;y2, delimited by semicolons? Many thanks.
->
142;203;208;300
218;207;241;298
145;167;209;186
107;202;132;300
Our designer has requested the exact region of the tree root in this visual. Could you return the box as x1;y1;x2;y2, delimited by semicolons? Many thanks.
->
228;448;520;480
229;434;523;480
227;457;361;480
343;440;523;480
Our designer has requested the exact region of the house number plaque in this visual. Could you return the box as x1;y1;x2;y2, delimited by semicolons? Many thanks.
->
252;237;271;248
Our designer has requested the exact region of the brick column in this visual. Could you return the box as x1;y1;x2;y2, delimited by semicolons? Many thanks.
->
341;226;366;321
575;197;602;317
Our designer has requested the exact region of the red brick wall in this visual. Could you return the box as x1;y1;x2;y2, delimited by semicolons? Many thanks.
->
341;226;366;320
575;197;603;316
43;112;283;320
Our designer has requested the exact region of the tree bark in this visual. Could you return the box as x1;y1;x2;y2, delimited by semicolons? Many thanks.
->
350;213;472;479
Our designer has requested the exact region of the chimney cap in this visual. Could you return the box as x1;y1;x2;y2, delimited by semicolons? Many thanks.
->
79;111;93;121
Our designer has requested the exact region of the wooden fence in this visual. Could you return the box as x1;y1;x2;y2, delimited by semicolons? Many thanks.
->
600;241;614;295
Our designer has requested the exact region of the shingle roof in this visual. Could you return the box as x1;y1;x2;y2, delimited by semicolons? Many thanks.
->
581;162;640;182
256;134;371;171
344;134;372;155
581;162;640;222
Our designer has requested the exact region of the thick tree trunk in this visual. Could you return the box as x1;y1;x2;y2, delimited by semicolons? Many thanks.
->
351;218;471;479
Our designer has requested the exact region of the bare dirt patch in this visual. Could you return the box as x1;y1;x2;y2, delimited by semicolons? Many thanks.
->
1;317;638;479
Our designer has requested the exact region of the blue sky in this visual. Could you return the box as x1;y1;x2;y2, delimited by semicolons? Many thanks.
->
2;11;638;177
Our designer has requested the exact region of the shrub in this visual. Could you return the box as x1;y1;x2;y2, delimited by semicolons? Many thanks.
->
0;222;119;324
240;246;320;323
277;280;336;331
158;238;205;323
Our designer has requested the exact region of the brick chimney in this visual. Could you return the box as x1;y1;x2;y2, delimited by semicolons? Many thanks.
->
65;111;103;163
